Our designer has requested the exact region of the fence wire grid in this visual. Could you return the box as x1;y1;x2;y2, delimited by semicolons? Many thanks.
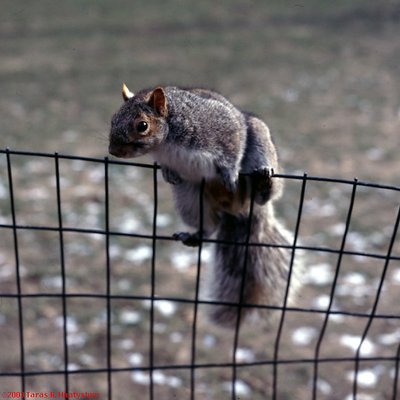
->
0;148;399;400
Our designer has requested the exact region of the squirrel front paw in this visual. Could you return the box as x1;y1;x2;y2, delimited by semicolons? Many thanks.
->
161;166;183;185
252;167;274;205
173;231;203;247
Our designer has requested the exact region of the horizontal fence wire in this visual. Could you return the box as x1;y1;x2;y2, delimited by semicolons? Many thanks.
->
0;148;399;400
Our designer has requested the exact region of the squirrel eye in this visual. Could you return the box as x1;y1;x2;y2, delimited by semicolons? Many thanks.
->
137;121;148;133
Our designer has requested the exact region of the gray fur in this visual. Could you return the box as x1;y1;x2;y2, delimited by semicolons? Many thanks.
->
109;85;302;328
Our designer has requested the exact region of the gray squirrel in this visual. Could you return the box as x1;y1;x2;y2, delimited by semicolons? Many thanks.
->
109;84;301;328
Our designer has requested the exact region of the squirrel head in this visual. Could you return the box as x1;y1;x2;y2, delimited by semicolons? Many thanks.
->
109;85;169;158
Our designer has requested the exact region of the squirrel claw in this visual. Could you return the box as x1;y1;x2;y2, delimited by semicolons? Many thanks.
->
173;231;202;247
252;166;274;205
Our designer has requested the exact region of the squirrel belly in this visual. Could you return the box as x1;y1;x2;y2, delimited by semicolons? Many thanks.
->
152;144;218;183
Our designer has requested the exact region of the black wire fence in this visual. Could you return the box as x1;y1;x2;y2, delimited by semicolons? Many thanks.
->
0;148;399;400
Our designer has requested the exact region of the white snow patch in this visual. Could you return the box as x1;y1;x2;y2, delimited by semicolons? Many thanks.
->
118;338;135;350
377;329;400;345
292;327;317;346
55;316;78;333
343;272;367;285
344;394;375;400
346;369;378;387
347;232;368;252
203;334;217;348
128;353;143;366
315;379;332;395
392;268;400;284
303;263;333;286
120;310;142;325
222;380;251;397
41;276;63;289
235;348;255;363
120;217;140;232
0;264;13;279
171;251;194;271
340;335;375;356
312;295;331;310
67;332;88;347
131;371;182;388
125;246;152;263
117;279;131;291
156;213;172;227
154;300;176;317
67;363;80;371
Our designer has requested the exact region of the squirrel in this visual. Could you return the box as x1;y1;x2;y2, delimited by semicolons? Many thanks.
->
109;84;301;328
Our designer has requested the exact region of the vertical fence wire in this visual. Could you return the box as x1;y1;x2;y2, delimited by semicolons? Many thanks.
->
312;179;359;400
190;179;206;400
149;163;159;400
352;205;400;399
394;343;400;400
230;173;258;400
104;157;113;399
54;153;69;393
272;173;307;400
5;149;25;393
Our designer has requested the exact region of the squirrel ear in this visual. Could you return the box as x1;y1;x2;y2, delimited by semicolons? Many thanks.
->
122;83;134;101
148;87;168;117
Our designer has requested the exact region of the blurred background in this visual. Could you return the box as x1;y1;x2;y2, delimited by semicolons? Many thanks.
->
1;1;400;399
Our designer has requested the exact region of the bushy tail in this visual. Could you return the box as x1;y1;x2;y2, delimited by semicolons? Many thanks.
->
206;203;300;328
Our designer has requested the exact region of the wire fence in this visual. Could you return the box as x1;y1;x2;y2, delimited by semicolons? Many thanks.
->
0;148;399;400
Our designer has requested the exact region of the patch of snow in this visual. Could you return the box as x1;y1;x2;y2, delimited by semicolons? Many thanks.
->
292;327;317;346
344;394;375;400
117;279;131;291
67;363;80;371
303;263;333;286
154;300;176;317
171;251;195;271
312;295;331;310
346;369;378;387
131;371;182;388
125;246;152;263
340;335;375;356
120;217;140;232
41;276;62;289
0;264;13;279
128;353;143;366
235;348;255;363
203;334;217;348
156;213;172;227
343;273;366;285
67;332;88;347
222;380;251;397
120;310;141;325
377;330;400;346
315;379;332;396
392;268;400;284
118;339;135;350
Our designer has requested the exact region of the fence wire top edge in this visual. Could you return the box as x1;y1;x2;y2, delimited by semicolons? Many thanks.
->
1;148;400;192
